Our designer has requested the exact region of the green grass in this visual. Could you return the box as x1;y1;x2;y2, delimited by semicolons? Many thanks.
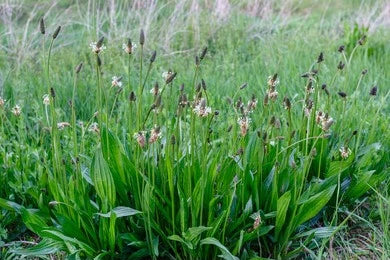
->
0;0;389;259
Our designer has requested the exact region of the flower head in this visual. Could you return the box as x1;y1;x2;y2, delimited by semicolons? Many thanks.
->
238;117;251;137
316;112;334;131
247;95;258;112
0;97;5;108
57;122;70;130
162;71;173;81
88;122;99;134
111;76;122;87
339;146;351;159
43;94;50;106
267;90;278;101
134;131;146;148
193;98;212;117
150;83;160;96
90;41;106;54
122;41;136;54
149;125;161;144
12;105;21;117
267;74;279;87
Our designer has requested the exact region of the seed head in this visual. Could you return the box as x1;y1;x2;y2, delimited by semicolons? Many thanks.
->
111;76;123;87
134;131;146;148
12;105;21;117
200;46;208;61
339;146;351;159
139;29;145;45
129;91;136;102
123;38;136;54
240;83;248;90
337;61;345;70
338;91;347;98
166;72;177;84
361;69;368;75
358;35;367;46
149;125;161;144
321;84;329;95
50;87;56;98
195;55;200;66
283;96;291;110
338;45;345;53
39;17;45;34
201;79;207;91
238;117;251;137
150;82;160;96
75;62;83;74
150;50;157;63
193;98;211;117
43;94;50;105
88;122;99;134
57;122;70;130
369;85;377;96
317;52;324;63
53;26;61;39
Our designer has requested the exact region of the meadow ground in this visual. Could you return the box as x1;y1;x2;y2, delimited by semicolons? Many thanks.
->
0;0;389;259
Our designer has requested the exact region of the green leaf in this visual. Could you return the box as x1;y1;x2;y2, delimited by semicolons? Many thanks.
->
326;155;354;177
96;206;142;218
344;170;375;200
183;226;212;243
201;237;239;260
293;226;341;239
168;235;194;250
275;191;291;239
294;185;336;228
20;208;48;235
242;225;274;244
91;148;116;210
11;238;64;256
0;198;22;213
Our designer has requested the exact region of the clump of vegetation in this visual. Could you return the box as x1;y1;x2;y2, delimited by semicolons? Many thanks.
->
0;5;389;259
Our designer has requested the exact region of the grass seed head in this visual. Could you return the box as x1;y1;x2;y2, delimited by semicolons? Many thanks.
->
338;45;345;53
166;72;177;84
201;79;207;91
240;83;248;90
338;91;347;98
337;61;345;70
200;46;208;61
150;50;157;63
75;62;83;73
53;26;61;39
129;91;136;102
12;105;21;117
369;85;377;96
39;17;45;34
358;35;367;46
317;52;324;63
362;69;368;75
283;96;291;110
50;87;56;98
140;29;145;45
195;55;200;66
